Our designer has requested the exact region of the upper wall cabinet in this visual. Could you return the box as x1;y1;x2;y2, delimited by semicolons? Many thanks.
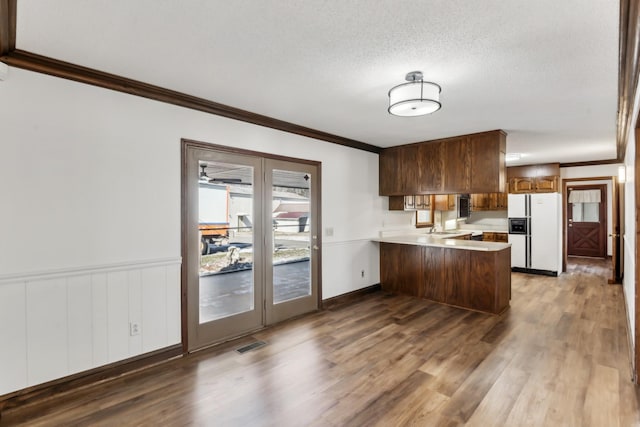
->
379;130;506;196
507;163;560;194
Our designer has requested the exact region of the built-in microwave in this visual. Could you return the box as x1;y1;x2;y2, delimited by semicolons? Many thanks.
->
508;217;529;235
457;194;471;218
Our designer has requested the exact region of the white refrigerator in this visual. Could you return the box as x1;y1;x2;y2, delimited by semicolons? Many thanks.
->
507;193;562;275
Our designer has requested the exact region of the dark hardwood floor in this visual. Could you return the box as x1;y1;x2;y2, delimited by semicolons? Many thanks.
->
2;258;639;426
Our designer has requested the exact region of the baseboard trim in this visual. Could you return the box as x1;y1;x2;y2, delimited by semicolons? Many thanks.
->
511;267;558;277
0;344;183;416
621;287;637;383
322;284;381;310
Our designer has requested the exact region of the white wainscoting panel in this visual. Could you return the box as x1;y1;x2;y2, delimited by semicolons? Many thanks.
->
107;271;129;363
0;282;27;395
141;267;168;353
166;264;181;345
0;258;181;396
91;273;109;367
128;269;143;356
26;278;69;386
67;275;94;375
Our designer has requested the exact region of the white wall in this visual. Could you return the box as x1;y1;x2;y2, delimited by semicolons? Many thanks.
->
0;68;388;394
623;132;636;364
561;164;620;256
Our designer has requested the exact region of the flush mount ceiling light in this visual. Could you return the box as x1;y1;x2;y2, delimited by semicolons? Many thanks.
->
388;71;441;117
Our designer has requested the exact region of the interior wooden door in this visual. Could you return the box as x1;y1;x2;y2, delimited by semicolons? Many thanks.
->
567;184;607;258
610;177;624;283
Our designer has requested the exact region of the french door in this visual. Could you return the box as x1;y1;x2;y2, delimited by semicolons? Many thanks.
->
183;143;320;351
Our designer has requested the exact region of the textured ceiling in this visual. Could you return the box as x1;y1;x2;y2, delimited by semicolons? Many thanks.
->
15;0;619;165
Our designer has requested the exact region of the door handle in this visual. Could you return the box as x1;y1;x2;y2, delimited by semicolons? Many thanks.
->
313;245;320;250
609;233;619;237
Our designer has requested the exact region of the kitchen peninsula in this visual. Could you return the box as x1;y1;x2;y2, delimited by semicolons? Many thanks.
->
375;233;511;314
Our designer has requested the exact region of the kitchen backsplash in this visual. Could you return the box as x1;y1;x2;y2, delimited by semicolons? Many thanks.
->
459;210;508;230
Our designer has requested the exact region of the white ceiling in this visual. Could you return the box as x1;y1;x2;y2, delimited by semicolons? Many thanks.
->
15;0;620;165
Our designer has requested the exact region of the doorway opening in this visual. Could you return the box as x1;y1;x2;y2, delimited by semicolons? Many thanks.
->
182;141;321;351
562;176;623;285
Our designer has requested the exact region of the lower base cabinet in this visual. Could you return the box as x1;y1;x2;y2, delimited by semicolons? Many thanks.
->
380;243;511;314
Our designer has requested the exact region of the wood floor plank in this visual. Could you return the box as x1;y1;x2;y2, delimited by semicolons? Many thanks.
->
1;257;638;426
583;364;620;427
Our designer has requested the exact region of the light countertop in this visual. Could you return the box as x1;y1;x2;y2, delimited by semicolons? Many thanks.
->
373;233;511;252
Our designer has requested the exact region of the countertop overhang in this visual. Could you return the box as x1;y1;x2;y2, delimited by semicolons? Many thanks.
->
373;234;511;252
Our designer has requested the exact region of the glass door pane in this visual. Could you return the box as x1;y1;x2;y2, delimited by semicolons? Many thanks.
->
271;169;312;304
199;160;255;323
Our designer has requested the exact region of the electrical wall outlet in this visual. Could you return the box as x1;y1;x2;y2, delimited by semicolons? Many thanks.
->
130;321;141;336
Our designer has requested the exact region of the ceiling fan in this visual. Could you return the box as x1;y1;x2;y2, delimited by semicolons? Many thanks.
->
199;164;209;183
199;164;243;184
209;178;243;184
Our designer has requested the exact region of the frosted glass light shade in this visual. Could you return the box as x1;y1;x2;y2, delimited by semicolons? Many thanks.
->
388;80;441;117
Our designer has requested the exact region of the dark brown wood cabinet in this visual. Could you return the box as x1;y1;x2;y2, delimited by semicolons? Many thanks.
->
444;249;471;308
507;163;560;194
380;242;511;314
471;193;492;210
379;146;402;195
418;141;444;193
422;246;445;302
534;176;558;193
379;130;506;196
442;137;471;193
471;192;508;211
510;177;535;193
482;232;508;243
380;243;424;297
469;131;506;193
434;194;456;211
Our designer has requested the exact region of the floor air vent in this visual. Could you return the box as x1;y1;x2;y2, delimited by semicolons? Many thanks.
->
236;340;267;354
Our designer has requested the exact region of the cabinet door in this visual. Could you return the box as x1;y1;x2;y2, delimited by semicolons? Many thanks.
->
510;177;535;193
496;192;508;209
444;249;471;307
379;148;402;195
470;131;506;193
415;194;431;210
423;247;445;302
434;194;455;211
494;232;508;243
418;141;444;193
404;195;416;210
468;251;497;312
483;232;495;242
400;145;420;194
535;176;558;193
471;193;491;210
443;137;471;193
380;243;423;297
